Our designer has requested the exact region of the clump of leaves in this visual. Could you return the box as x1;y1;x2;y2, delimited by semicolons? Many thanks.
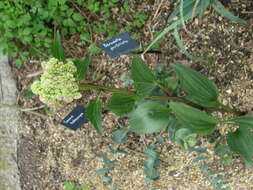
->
80;56;253;167
143;144;160;182
95;155;116;185
0;0;149;67
145;0;247;60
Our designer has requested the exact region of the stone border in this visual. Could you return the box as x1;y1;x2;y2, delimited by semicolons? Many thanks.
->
0;54;21;190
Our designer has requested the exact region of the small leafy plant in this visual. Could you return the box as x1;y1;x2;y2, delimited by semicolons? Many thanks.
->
145;0;247;60
31;33;253;184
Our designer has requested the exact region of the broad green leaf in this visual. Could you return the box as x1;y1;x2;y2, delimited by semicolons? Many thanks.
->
86;97;103;135
52;30;66;62
170;102;217;134
131;56;156;97
73;57;91;80
227;127;253;165
171;63;219;108
226;115;253;129
130;102;171;134
212;0;247;24
107;93;136;116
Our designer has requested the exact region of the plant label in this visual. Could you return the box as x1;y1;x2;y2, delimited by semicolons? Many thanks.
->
100;32;139;58
61;105;88;130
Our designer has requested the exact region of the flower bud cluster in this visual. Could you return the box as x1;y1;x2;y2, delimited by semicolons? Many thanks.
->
31;58;81;106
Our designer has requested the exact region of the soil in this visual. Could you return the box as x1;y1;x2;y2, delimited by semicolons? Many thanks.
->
13;1;253;190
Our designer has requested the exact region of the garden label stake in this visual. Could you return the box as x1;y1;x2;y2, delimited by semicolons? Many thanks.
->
61;105;88;130
100;32;139;58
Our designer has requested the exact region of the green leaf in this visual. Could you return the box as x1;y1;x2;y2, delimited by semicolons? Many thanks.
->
167;0;195;22
175;128;197;149
212;0;247;24
15;59;23;68
72;13;84;21
80;33;91;42
130;102;171;134
170;102;217;134
101;176;112;184
227;127;253;165
52;30;66;62
64;182;75;190
88;43;101;54
107;93;136;116
143;145;160;181
226;115;253;129
86;97;103;135
173;27;201;61
58;0;67;5
100;156;116;168
112;130;128;144
171;63;219;108
73;57;91;80
95;168;113;175
131;56;156;97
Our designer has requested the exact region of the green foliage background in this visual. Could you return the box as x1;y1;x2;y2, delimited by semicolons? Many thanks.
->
0;0;149;67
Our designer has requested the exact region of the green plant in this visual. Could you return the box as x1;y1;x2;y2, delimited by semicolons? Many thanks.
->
192;148;231;190
143;144;160;182
33;55;253;160
32;33;253;184
132;13;149;28
0;0;149;67
144;0;247;60
64;181;90;190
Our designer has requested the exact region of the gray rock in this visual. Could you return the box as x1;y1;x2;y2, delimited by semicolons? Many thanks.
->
0;54;21;190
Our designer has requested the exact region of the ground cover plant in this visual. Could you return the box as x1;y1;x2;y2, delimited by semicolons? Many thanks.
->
30;33;253;187
0;0;148;67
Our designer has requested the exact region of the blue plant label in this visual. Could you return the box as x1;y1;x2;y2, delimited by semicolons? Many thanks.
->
100;32;139;58
61;105;88;130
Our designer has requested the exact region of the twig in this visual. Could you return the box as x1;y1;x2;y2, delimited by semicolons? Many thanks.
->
241;11;253;14
20;105;45;111
152;0;165;21
26;71;43;78
0;103;48;119
79;83;243;115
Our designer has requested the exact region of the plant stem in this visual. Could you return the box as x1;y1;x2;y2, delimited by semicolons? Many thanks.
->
217;103;242;116
80;83;202;109
79;83;242;115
